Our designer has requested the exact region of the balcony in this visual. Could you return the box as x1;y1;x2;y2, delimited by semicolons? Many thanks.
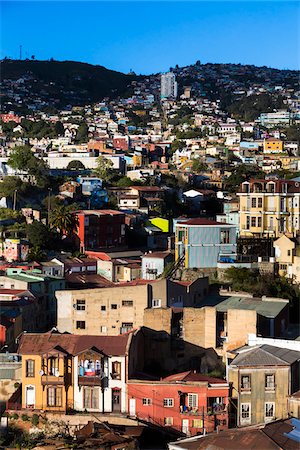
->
78;375;103;386
207;404;226;415
41;374;64;385
146;268;158;275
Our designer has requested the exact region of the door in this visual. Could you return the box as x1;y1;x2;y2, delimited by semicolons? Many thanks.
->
182;419;189;435
112;389;121;412
26;385;35;408
129;398;136;416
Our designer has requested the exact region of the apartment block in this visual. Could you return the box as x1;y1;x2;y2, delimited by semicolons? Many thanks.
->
238;179;300;238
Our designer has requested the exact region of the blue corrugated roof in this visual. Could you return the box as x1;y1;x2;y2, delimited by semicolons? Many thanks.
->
284;418;300;443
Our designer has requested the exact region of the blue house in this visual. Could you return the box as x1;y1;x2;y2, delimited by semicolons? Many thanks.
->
175;218;237;269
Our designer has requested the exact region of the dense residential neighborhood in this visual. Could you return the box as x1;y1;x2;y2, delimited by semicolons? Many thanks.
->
0;56;299;449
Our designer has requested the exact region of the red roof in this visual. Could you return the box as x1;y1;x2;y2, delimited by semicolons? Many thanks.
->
173;281;193;287
75;210;124;216
162;371;227;384
18;332;131;356
0;289;28;295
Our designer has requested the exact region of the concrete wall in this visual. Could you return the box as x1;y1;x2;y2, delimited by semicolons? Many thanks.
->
225;310;257;352
56;285;149;335
183;307;216;349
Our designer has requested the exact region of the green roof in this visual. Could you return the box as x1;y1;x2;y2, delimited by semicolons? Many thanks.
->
216;296;288;318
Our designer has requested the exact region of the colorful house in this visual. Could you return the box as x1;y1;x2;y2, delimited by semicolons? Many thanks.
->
128;371;229;436
18;331;133;413
175;218;237;268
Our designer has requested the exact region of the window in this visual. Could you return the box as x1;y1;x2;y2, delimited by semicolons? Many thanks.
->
251;198;257;208
163;398;174;407
246;216;250;230
101;305;106;311
258;198;263;208
26;359;35;377
251;217;256;227
76;300;86;311
121;322;133;333
188;394;198;408
265;402;275;418
83;387;99;409
257;217;262;227
220;230;230;244
287;250;291;257
76;321;85;329
111;361;121;380
142;398;152;406
241;375;251;390
241;403;250;419
111;304;118;309
265;374;275;390
152;299;161;308
100;326;107;333
47;387;62;407
193;419;203;428
164;417;173;426
122;300;133;307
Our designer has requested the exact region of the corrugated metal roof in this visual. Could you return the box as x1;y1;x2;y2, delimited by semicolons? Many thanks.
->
216;296;288;318
231;345;300;367
18;332;131;356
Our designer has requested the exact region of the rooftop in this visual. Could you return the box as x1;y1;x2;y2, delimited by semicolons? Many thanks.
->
18;331;131;356
216;296;288;318
177;218;234;226
231;345;300;367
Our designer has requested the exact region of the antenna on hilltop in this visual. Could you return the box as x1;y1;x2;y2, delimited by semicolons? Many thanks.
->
19;45;22;60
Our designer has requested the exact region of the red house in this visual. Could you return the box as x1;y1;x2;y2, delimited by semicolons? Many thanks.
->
128;371;229;437
74;210;126;252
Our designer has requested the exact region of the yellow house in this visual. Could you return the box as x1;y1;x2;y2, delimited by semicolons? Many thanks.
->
238;179;300;238
18;331;132;413
263;139;283;153
274;234;300;283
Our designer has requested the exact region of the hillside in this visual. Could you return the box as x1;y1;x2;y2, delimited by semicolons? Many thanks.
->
1;59;136;111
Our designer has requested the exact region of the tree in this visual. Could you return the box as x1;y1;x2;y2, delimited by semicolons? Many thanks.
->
26;221;54;249
192;159;208;173
93;156;114;181
66;160;85;170
50;205;79;236
170;139;185;154
116;176;132;187
27;246;46;262
7;145;34;171
7;145;50;188
54;121;65;137
225;164;265;193
0;177;30;200
75;122;88;143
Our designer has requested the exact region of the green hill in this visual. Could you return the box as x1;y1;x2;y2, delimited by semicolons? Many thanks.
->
1;59;136;108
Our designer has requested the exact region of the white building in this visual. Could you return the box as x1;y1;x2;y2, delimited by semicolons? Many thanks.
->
161;72;178;99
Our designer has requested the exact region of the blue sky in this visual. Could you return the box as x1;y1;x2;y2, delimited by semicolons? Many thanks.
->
1;1;299;73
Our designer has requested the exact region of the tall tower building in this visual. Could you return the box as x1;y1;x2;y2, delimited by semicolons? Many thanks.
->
161;72;178;99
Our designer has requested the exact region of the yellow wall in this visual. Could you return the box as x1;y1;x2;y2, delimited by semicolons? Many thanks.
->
22;354;74;411
149;217;169;232
263;140;283;153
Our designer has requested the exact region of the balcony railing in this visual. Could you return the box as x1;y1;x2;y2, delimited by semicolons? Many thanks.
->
207;404;227;415
78;375;103;386
41;374;64;385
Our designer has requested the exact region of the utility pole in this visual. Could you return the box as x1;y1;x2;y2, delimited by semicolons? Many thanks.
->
19;45;22;60
13;190;17;211
47;188;52;225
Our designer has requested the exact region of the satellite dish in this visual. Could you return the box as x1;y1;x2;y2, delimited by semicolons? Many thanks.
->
39;370;44;375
